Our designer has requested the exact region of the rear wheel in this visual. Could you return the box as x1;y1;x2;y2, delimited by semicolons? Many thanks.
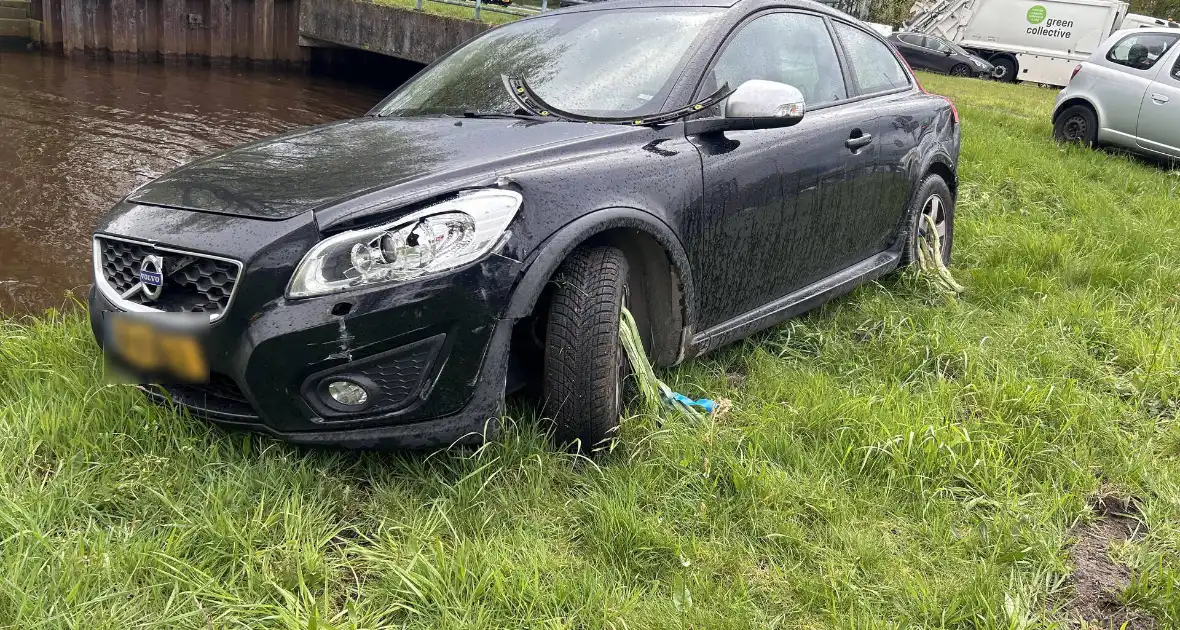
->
1054;105;1098;147
951;63;972;77
900;174;955;267
542;245;629;454
991;56;1017;82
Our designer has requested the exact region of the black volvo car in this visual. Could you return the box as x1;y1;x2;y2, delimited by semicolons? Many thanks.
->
90;0;960;452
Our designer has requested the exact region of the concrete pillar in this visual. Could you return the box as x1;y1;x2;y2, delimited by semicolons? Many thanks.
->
160;0;183;58
250;0;272;62
208;0;230;60
110;0;134;56
61;0;83;54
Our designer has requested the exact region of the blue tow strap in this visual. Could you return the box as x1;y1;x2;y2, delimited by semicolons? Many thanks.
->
662;388;717;414
620;306;721;421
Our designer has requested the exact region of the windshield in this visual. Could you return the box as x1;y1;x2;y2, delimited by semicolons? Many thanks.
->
933;37;970;56
377;8;722;119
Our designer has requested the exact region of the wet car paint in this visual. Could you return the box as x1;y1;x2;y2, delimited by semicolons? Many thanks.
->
89;0;960;448
128;118;638;221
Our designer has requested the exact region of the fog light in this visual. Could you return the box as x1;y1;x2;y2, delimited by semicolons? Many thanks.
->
327;380;368;406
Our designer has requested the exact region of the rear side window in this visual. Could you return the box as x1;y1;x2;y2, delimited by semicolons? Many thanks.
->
709;12;847;107
926;37;953;53
1106;32;1180;70
1173;56;1180;80
834;22;911;95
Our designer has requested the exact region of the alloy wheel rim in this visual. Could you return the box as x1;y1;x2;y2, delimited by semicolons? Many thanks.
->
918;194;949;258
953;65;971;76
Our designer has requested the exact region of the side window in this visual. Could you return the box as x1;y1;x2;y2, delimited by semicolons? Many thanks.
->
1106;33;1180;71
710;12;847;108
1173;55;1180;81
928;37;952;53
899;33;924;47
834;22;911;95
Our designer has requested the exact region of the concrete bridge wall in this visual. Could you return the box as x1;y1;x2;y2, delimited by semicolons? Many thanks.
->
298;0;491;65
31;0;490;66
38;0;307;64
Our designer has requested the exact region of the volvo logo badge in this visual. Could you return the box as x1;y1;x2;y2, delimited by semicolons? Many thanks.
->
139;255;165;301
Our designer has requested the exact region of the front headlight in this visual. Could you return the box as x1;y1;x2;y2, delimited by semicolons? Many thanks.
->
287;189;522;298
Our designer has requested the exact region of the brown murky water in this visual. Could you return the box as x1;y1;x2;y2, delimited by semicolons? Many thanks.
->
0;52;386;316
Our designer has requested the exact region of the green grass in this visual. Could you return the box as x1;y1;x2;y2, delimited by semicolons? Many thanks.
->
2;73;1180;628
370;0;521;26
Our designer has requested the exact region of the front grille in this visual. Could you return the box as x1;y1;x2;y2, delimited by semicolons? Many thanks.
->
95;236;241;318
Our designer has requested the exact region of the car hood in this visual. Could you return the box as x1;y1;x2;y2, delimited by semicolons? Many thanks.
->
966;53;993;68
126;116;634;220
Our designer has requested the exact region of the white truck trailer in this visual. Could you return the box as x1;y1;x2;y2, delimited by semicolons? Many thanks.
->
1121;12;1180;29
906;0;1130;86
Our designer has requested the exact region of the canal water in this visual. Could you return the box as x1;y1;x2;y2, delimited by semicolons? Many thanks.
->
0;52;387;316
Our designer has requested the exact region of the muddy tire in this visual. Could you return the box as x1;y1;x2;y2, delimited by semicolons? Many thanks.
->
1054;105;1098;147
542;245;629;454
900;173;955;267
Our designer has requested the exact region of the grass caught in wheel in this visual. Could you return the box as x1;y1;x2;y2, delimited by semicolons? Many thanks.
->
1;73;1179;628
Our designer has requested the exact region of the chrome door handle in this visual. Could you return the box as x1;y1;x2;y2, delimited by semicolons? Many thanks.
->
845;134;874;151
1152;93;1170;104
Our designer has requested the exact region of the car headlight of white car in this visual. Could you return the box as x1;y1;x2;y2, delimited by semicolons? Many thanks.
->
287;189;522;298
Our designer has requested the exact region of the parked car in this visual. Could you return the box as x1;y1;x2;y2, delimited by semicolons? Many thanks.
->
89;0;961;453
889;31;996;78
906;0;1130;86
1053;27;1180;158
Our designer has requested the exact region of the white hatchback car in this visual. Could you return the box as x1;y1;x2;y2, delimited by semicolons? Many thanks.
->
1052;27;1180;159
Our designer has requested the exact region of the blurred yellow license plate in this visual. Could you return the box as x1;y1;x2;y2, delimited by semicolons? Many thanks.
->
104;312;209;383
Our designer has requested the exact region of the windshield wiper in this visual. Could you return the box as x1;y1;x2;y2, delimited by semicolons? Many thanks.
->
461;109;547;120
501;74;733;127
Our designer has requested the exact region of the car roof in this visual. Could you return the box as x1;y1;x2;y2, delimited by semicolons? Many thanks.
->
556;0;856;21
1111;26;1180;35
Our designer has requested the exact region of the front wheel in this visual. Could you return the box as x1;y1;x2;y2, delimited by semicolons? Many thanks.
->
900;174;955;267
951;64;973;77
1053;105;1098;147
542;245;629;454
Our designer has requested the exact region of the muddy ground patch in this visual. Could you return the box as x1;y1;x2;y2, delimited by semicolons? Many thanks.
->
1060;497;1156;629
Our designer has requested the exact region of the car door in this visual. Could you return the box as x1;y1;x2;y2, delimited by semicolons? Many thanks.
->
1098;31;1180;142
926;37;958;73
1136;45;1180;157
684;11;887;327
830;21;918;260
896;34;936;71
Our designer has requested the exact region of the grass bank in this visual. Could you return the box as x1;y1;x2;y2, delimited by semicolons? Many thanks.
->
371;0;521;25
2;74;1179;628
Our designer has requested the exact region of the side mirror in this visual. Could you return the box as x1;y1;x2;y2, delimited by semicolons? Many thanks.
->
684;79;805;134
944;49;953;56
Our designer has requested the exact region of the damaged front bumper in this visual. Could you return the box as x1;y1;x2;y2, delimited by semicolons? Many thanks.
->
89;203;523;449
